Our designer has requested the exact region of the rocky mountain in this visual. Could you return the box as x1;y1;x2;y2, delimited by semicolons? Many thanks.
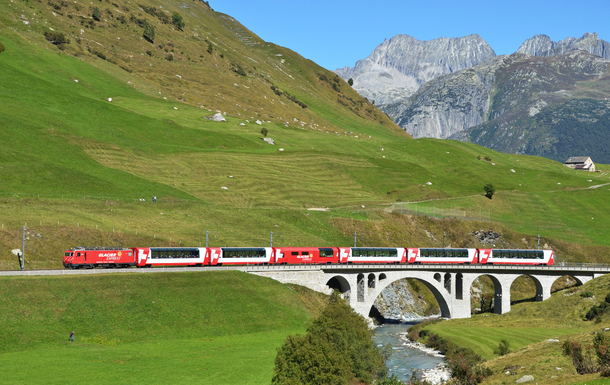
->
384;50;610;162
517;32;610;59
334;34;496;106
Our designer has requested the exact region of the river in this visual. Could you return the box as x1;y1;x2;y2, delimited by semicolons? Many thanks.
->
373;322;447;383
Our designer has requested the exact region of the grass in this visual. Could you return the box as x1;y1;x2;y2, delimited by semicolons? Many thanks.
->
1;22;610;266
0;271;327;384
422;273;610;384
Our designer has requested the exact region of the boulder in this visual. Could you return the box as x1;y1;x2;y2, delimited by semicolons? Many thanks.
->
516;375;534;383
204;113;226;122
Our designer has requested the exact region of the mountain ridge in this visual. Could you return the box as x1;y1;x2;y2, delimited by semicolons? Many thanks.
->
334;34;496;106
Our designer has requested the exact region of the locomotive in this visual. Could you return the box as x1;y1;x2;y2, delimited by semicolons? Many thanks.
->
63;246;554;269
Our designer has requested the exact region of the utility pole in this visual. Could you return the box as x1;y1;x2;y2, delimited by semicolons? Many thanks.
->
538;234;540;250
21;225;25;270
443;232;446;248
205;230;218;247
354;231;357;247
270;231;282;247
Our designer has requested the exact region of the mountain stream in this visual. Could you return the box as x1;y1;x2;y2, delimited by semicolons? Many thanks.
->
372;322;449;384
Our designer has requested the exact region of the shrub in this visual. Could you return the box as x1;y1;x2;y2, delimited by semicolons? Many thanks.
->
165;53;174;61
206;40;213;54
484;184;495;199
563;340;598;374
595;333;610;376
92;6;101;21
0;42;5;54
493;339;510;356
143;22;155;43
348;78;354;86
146;50;153;57
44;31;68;45
261;128;268;138
232;63;246;76
172;11;185;30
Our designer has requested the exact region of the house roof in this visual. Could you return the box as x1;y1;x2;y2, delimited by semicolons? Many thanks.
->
565;156;592;164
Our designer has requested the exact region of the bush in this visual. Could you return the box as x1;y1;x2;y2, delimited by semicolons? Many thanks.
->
493;339;510;356
563;340;598;374
143;22;155;43
261;128;268;138
92;6;101;21
44;31;68;45
595;333;610;376
0;42;5;54
348;78;354;86
172;11;185;30
165;53;174;61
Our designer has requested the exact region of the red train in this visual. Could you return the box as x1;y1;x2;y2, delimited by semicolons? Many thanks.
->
63;246;554;268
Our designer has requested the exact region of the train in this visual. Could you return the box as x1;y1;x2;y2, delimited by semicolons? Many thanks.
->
62;246;554;269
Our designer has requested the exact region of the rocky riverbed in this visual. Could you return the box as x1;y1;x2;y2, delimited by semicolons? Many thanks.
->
372;323;450;384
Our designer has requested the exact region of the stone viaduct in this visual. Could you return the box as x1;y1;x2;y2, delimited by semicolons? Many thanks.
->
247;264;610;319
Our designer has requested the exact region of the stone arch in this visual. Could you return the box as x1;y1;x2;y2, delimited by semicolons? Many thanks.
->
455;273;463;300
551;275;586;293
509;274;543;303
357;273;365;302
367;274;452;319
326;275;351;303
469;274;505;315
434;273;441;283
444;273;452;294
368;273;376;289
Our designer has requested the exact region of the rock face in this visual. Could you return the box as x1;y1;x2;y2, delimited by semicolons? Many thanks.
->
373;279;431;320
383;55;506;138
334;34;496;106
384;50;610;162
517;32;610;59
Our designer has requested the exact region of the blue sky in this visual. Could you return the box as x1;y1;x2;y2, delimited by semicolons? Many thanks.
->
214;0;610;70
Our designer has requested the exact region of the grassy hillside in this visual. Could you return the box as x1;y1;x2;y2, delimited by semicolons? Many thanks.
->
0;271;327;384
424;273;610;384
1;0;610;272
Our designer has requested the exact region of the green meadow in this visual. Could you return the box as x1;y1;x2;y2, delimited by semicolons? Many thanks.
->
0;271;327;384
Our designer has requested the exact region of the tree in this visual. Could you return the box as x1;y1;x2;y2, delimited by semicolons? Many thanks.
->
172;12;185;30
92;6;101;21
272;292;389;384
261;127;268;137
348;78;354;86
484;183;495;199
493;339;510;356
143;22;155;43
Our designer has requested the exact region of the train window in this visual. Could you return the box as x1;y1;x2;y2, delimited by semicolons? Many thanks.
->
77;252;81;257
302;251;309;256
65;252;71;257
319;248;334;257
292;252;299;256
